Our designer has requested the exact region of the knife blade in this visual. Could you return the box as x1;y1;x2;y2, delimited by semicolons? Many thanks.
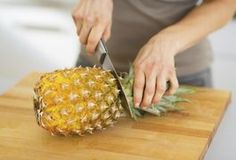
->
95;40;135;118
95;40;162;117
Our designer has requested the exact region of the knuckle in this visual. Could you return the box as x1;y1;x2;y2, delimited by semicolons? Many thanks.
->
84;16;94;25
146;62;156;71
144;70;151;77
87;38;96;45
136;61;146;72
157;85;166;93
134;63;140;70
145;63;158;77
134;63;144;71
72;11;82;20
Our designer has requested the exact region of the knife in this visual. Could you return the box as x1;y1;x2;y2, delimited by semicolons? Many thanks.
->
95;39;135;118
95;40;162;117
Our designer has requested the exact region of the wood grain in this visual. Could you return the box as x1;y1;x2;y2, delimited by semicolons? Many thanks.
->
0;73;231;160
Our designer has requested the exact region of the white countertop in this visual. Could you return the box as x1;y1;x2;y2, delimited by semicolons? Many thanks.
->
0;4;79;92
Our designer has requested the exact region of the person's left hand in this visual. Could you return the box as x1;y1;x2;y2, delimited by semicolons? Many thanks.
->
133;34;179;108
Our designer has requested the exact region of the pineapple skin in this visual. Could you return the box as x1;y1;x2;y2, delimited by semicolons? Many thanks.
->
33;67;123;136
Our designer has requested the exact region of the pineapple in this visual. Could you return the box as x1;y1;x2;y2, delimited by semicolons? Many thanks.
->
33;66;193;136
33;66;123;136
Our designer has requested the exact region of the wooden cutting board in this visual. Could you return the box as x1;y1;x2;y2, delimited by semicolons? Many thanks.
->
0;73;231;160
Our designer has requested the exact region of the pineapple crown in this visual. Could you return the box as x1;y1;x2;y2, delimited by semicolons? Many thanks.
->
120;65;194;120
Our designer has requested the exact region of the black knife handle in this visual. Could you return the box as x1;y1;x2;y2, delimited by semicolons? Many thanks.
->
95;39;108;65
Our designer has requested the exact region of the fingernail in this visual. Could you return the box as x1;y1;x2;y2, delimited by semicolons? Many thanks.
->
154;100;160;104
135;103;139;108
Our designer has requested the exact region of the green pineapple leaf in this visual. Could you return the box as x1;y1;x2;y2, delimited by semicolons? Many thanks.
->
120;65;194;119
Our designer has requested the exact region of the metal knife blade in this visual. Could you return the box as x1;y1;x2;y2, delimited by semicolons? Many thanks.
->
95;40;135;118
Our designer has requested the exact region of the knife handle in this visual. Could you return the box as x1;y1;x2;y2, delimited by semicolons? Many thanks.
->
95;39;108;65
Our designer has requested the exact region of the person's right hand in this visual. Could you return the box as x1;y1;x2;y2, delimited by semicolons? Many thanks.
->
72;0;113;54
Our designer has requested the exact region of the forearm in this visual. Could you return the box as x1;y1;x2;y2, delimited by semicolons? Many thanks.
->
157;0;236;55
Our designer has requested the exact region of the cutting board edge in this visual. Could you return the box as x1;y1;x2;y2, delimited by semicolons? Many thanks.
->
0;72;41;97
200;91;231;160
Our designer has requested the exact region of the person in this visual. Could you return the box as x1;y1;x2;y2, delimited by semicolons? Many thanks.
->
72;0;236;108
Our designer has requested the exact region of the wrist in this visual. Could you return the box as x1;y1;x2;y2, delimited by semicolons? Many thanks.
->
107;0;113;5
154;25;189;56
151;32;179;57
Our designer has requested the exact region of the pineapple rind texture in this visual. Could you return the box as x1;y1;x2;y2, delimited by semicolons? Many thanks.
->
33;67;123;136
33;66;193;136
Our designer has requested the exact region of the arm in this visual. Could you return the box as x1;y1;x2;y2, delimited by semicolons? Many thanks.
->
133;0;236;108
160;0;236;55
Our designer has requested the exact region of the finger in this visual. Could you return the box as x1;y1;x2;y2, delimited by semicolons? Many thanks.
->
71;6;80;24
134;45;155;68
72;12;77;24
102;23;111;42
152;74;167;104
133;69;145;108
72;1;85;32
86;24;105;54
76;20;82;35
166;75;179;95
79;20;93;44
72;11;83;35
141;71;157;108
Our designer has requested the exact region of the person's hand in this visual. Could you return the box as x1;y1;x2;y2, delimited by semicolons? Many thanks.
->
133;34;179;108
72;0;113;54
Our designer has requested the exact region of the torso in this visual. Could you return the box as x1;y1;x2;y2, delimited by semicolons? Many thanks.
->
79;0;213;76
